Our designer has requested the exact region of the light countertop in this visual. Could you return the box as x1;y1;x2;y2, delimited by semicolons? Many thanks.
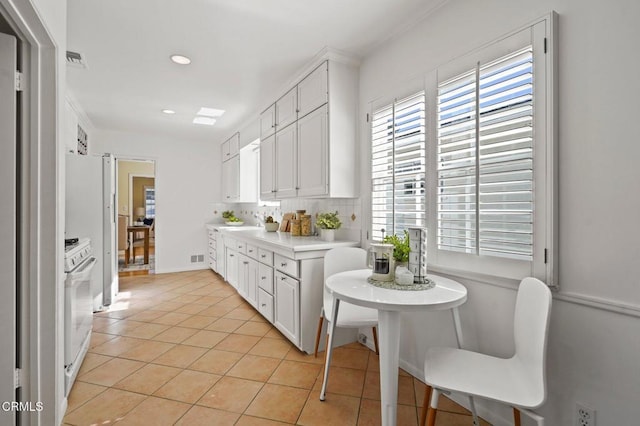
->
206;223;359;256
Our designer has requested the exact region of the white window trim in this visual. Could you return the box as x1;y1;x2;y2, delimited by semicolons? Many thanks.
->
366;12;558;287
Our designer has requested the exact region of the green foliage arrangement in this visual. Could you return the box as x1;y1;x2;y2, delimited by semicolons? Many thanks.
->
222;210;241;222
382;230;410;263
316;211;342;229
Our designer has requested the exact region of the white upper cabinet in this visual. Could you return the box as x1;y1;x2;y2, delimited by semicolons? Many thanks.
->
259;134;276;200
222;132;239;162
258;58;358;199
276;87;298;131
297;62;328;118
222;154;240;201
297;104;328;197
275;123;298;198
221;132;257;202
260;104;276;139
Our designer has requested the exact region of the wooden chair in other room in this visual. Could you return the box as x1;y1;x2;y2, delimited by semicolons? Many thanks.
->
420;277;552;426
314;247;379;358
117;215;129;266
132;219;154;261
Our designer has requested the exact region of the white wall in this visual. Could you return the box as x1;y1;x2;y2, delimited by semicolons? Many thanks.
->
92;128;220;273
359;0;640;424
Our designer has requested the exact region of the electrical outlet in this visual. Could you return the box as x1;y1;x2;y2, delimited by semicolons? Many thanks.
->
576;403;595;426
358;333;367;345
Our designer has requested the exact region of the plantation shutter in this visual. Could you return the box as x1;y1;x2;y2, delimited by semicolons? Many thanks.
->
371;91;426;241
437;46;534;260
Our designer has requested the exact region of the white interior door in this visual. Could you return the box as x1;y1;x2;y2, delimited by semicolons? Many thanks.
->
0;31;18;423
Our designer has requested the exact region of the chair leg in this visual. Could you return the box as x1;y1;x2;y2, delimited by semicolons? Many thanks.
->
372;326;379;355
125;248;129;266
426;388;440;426
419;385;432;426
314;316;324;357
513;407;521;426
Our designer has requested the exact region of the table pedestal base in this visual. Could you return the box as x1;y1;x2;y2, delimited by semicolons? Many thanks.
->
378;310;401;426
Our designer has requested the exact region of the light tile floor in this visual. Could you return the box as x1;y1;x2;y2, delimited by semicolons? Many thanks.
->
64;270;490;426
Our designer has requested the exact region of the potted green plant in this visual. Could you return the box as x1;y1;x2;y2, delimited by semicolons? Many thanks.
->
316;211;341;241
382;230;410;265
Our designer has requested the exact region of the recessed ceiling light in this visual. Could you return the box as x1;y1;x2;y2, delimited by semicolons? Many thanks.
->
197;107;225;118
193;117;216;126
170;54;191;65
162;109;176;114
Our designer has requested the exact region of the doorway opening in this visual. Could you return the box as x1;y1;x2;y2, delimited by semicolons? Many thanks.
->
116;158;156;276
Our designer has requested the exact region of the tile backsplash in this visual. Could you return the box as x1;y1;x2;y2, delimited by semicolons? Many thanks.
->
210;198;363;242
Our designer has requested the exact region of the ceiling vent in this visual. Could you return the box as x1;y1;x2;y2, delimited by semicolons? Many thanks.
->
66;51;88;68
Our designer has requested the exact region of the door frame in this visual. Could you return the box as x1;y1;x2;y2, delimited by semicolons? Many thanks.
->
0;1;59;424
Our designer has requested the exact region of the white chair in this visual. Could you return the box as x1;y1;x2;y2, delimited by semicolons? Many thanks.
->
314;247;379;358
421;277;552;426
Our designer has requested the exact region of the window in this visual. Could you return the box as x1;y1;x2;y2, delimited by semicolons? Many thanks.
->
437;46;534;261
368;15;557;284
144;187;155;218
371;91;426;241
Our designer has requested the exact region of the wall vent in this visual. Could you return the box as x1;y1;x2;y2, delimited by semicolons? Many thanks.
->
66;51;88;68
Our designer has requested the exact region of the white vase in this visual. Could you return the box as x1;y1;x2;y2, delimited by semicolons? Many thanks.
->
320;229;335;242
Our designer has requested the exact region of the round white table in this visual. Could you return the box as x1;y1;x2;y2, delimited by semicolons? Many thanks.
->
319;269;468;426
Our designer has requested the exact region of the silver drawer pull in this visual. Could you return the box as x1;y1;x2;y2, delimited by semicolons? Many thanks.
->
243;261;249;265
249;249;253;253
230;254;234;257
261;276;267;280
280;276;287;281
261;303;266;307
261;254;266;258
280;262;287;267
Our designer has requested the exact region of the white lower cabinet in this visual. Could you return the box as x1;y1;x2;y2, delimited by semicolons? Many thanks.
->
238;254;258;308
258;288;274;323
207;226;357;353
274;270;300;347
225;249;238;289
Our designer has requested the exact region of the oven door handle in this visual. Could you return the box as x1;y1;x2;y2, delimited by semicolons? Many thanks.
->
68;257;97;281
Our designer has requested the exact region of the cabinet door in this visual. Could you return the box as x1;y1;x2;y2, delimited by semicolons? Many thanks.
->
246;259;259;308
221;140;231;162
274;271;300;346
222;155;240;201
297;61;328;118
275;123;297;198
260;104;276;139
225;249;239;289
259;134;276;199
276;87;297;130
229;133;239;157
237;254;249;298
216;234;226;277
297;104;328;197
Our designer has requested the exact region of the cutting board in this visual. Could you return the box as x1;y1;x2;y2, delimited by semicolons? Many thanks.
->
280;213;294;232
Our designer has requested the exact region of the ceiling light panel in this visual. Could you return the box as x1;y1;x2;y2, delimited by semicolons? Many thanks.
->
193;117;216;126
197;107;225;117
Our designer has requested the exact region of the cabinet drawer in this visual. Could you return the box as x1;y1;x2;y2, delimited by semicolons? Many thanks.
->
246;244;258;260
236;240;247;255
258;288;274;323
274;254;298;277
208;230;216;240
258;248;274;265
209;247;216;261
258;263;274;294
